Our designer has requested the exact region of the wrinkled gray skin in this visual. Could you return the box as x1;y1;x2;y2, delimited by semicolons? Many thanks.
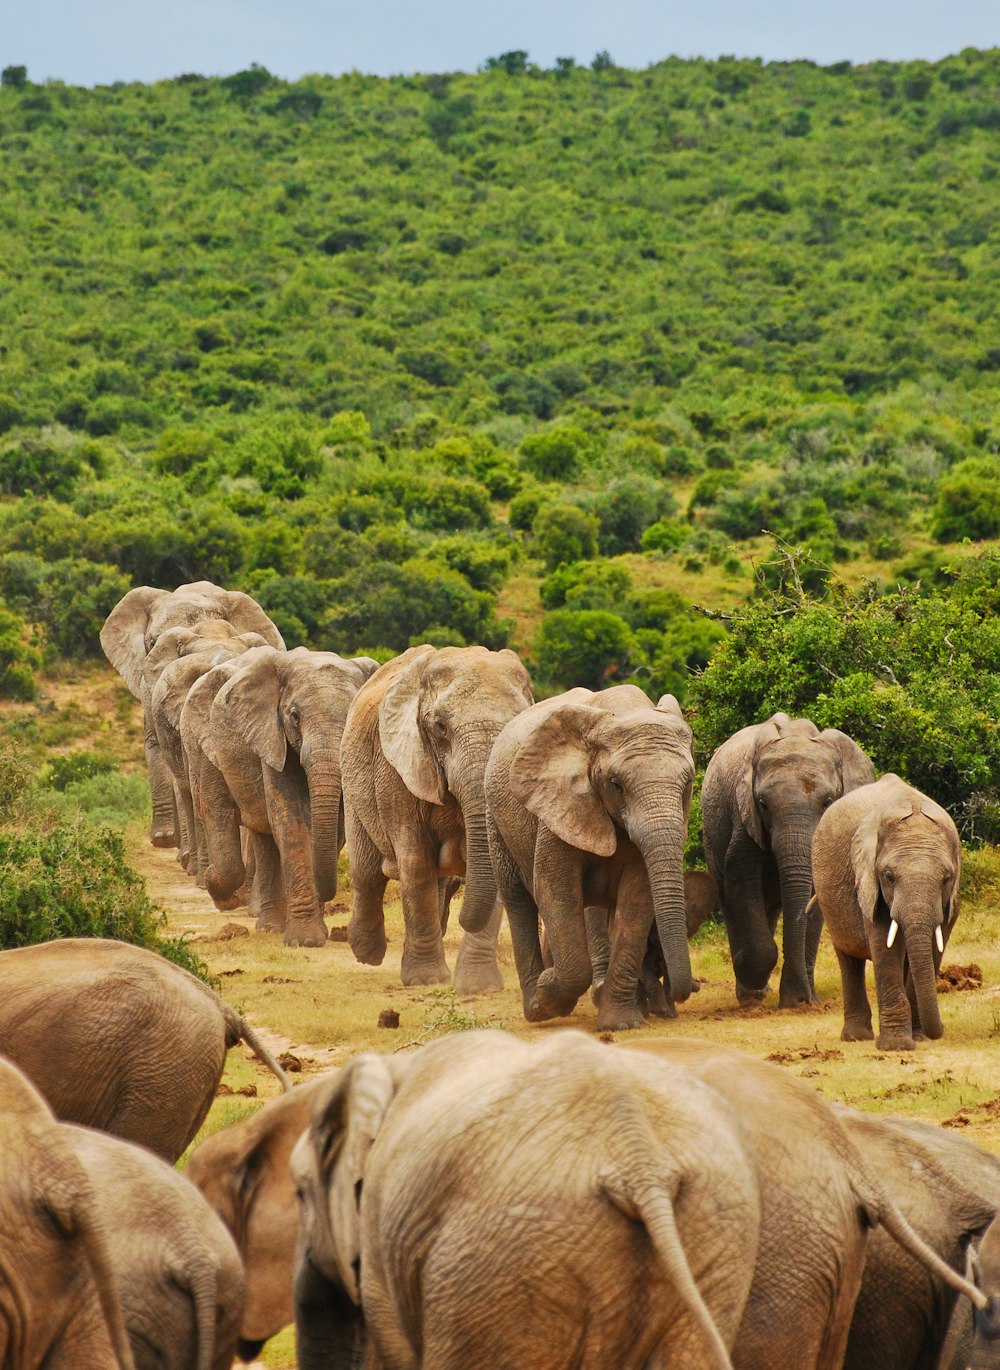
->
629;1039;987;1370
962;1213;1000;1368
834;1109;1000;1370
187;1076;331;1358
200;646;380;947
702;712;874;1007
811;773;961;1050
65;1126;245;1370
99;581;285;849
342;644;534;992
150;630;270;882
291;1030;761;1370
486;684;695;1031
0;938;289;1162
0;1058;135;1370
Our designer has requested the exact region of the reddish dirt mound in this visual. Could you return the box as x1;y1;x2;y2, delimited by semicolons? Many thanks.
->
766;1046;844;1065
944;1096;1000;1129
937;962;983;992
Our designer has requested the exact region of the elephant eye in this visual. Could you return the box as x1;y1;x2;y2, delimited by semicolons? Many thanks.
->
609;776;624;795
884;869;895;884
432;714;448;735
289;706;300;725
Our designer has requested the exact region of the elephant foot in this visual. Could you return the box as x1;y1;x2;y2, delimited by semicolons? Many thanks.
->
347;920;387;966
841;1021;875;1042
212;895;242;913
736;981;769;1005
596;1001;646;1032
536;969;584;1019
779;988;819;1009
522;989;556;1023
876;1031;915;1051
255;918;285;934
401;963;450;987
151;829;177;849
453;965;504;995
284;919;329;949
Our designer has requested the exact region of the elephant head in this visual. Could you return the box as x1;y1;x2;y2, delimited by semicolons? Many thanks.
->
850;774;960;1042
378;645;534;933
508;686;696;1002
217;647;379;901
101;581;285;699
969;1216;1000;1366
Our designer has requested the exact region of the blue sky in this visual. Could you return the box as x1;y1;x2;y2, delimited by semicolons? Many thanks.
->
4;0;997;87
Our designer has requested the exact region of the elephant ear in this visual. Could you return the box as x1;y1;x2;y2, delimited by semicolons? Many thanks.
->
310;1054;396;1304
508;703;616;857
820;728;875;793
220;651;287;772
378;649;445;805
100;587;167;696
850;807;882;923
736;722;783;849
350;656;382;683
919;796;962;925
655;694;683;718
219;591;286;649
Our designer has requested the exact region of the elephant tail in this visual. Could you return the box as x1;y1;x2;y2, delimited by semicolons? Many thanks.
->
223;1005;293;1093
168;1251;219;1370
875;1192;990;1312
599;1167;734;1369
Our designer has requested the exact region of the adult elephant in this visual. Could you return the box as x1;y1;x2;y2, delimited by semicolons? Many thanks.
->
100;582;284;849
341;644;534;991
486;684;695;1030
0;939;289;1162
291;1029;761;1370
0;1057;135;1370
186;1076;329;1359
627;1038;986;1369
150;632;270;881
701;711;873;1007
812;774;961;1050
200;646;379;947
66;1126;245;1370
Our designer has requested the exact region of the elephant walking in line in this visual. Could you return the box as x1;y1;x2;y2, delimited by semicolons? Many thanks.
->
291;1030;762;1370
100;581;285;850
811;773;961;1050
0;938;289;1162
486;684;695;1030
200;646;379;947
66;1126;245;1370
341;644;534;992
0;1058;135;1370
701;711;874;1007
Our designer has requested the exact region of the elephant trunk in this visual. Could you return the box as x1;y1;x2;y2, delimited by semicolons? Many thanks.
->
902;915;945;1041
458;806;499;934
294;1253;368;1370
304;746;343;904
774;837;816;1005
636;818;692;1004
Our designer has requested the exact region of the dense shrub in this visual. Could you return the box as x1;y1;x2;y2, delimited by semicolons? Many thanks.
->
534;608;637;690
532;503;599;571
933;458;1000;542
0;607;40;699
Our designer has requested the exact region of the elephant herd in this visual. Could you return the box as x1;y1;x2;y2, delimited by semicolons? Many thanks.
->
102;580;965;1050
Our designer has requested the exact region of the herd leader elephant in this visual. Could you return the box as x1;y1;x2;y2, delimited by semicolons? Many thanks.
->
0;575;994;1367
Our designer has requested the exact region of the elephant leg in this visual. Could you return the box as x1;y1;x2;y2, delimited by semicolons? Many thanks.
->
871;941;915;1050
453;900;504;995
202;760;246;907
722;838;777;1004
251;832;287;934
173;777;196;874
804;897;824;1000
438;876;462;935
597;865;655;1031
397;846;450;987
346;818;389;968
836;947;874;1041
262;766;328;948
533;830;591;1019
586;905;612;1003
145;712;178;848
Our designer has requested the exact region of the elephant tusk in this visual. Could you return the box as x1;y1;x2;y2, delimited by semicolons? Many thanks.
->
886;919;898;949
936;925;945;953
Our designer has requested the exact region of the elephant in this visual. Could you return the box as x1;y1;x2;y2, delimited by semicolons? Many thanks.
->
701;711;874;1007
485;684;695;1030
627;1038;986;1369
0;938;289;1162
66;1124;246;1370
100;581;285;849
833;1108;1000;1369
290;1029;762;1370
810;773;961;1050
186;1075;330;1358
341;643;534;991
956;1212;1000;1368
0;1057;135;1370
150;631;270;881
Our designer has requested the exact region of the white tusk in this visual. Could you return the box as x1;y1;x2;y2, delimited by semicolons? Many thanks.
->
936;925;945;953
886;919;898;949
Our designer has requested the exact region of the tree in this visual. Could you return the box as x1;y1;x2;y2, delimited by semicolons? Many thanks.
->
0;66;27;89
535;609;637;691
532;504;598;571
485;51;529;76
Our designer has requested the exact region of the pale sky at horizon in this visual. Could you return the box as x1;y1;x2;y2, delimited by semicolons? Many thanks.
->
2;0;997;88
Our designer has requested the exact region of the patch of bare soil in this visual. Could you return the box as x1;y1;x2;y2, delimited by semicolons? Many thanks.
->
944;1096;1000;1129
938;962;983;992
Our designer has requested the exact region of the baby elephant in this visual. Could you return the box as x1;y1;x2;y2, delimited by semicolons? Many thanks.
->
811;773;961;1050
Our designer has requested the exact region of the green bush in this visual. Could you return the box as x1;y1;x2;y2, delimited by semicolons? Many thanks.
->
532;503;599;571
0;433;86;499
45;751;117;792
0;607;40;699
534;608;637;690
520;427;588;481
933;458;1000;542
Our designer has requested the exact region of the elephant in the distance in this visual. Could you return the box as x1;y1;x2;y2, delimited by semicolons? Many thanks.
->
701;711;874;1007
341;643;534;991
100;582;284;849
0;1057;135;1370
0;938;289;1161
291;1029;761;1369
187;1075;330;1358
66;1125;245;1370
811;773;961;1050
486;684;695;1030
200;646;379;946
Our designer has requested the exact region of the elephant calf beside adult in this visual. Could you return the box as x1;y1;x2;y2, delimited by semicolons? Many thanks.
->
200;645;379;947
486;684;695;1030
701;711;874;1007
